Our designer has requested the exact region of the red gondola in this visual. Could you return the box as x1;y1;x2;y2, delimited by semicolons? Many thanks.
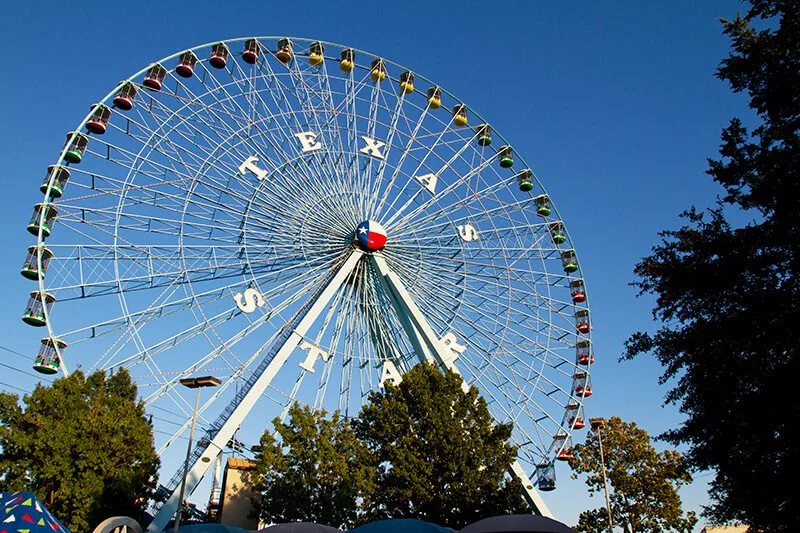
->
575;309;591;334
557;448;575;461
209;43;229;69
570;279;587;303
143;64;167;91
176;51;198;78
576;340;594;366
86;104;111;134
242;39;260;64
113;81;137;110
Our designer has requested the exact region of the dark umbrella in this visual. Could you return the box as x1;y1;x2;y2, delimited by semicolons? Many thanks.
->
348;519;455;533
460;515;576;533
165;524;252;533
260;523;342;533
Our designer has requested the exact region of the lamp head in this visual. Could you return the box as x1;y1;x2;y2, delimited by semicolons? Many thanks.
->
180;376;222;388
589;417;606;430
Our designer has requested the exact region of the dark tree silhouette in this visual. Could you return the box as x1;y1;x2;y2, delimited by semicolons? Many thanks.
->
624;2;800;530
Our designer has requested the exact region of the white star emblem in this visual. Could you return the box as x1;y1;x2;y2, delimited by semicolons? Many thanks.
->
358;227;367;235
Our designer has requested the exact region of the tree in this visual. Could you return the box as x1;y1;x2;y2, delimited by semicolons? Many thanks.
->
568;417;697;533
623;1;800;530
250;403;376;529
0;369;159;532
353;363;529;529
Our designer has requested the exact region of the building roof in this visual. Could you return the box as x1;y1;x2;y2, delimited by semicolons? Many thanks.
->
226;457;257;470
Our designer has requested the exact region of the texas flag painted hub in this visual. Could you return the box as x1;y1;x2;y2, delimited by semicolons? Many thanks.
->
355;220;388;251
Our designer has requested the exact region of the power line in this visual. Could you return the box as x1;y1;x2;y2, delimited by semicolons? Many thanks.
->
153;427;191;442
152;414;185;427
0;344;55;382
0;381;32;394
0;361;52;382
0;343;31;362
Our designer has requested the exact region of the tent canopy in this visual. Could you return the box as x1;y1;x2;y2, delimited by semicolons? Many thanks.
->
1;491;70;533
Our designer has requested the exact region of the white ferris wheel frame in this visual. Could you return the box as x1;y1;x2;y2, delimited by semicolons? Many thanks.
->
23;36;595;529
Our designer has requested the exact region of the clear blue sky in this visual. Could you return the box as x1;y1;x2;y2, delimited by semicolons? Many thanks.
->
0;0;748;529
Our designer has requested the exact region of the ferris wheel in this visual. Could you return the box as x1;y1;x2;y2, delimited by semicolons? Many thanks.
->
20;37;594;530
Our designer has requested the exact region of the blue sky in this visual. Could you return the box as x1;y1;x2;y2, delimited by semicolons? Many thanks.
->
0;0;750;529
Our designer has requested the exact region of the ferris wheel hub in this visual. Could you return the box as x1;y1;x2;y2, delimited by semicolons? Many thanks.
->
355;220;388;252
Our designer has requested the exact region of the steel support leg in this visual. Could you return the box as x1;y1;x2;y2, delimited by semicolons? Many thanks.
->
371;254;553;517
147;250;363;532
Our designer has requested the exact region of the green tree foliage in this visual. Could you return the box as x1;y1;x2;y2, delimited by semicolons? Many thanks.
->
250;403;376;529
568;417;697;533
0;369;159;532
353;363;529;528
623;1;799;530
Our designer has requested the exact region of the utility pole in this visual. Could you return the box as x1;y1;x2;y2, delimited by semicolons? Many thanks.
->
590;417;613;533
175;376;222;533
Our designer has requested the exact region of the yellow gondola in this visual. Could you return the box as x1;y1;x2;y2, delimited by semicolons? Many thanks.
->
340;48;355;73
309;41;324;66
427;86;442;109
370;59;387;82
400;71;414;94
276;38;293;64
452;104;468;127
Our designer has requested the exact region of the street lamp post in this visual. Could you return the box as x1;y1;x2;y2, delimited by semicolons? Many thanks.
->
174;376;222;533
590;417;613;533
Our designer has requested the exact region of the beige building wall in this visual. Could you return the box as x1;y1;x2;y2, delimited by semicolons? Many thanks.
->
218;457;259;531
701;526;749;533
